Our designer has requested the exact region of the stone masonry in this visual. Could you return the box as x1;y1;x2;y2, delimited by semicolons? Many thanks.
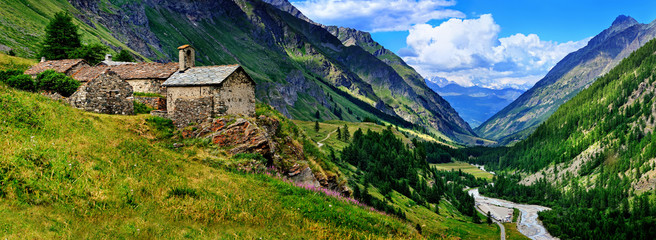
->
69;71;134;115
171;96;213;127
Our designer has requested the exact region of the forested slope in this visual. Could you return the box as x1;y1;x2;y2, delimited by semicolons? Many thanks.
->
471;37;656;240
476;15;656;145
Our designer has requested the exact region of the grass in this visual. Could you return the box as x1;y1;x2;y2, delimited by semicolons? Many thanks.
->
503;223;531;240
291;120;500;239
503;208;530;240
355;183;500;239
431;161;494;180
0;84;420;239
0;53;36;71
293;120;414;151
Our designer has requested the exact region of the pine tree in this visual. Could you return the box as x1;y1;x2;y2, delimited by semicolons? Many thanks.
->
315;110;320;119
336;127;341;140
472;211;481;223
342;124;350;142
487;211;493;224
114;49;135;62
68;43;108;65
314;121;320;132
40;12;81;60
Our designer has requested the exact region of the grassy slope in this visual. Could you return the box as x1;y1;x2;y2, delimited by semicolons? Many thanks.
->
0;0;144;59
0;53;36;71
294;119;452;153
294;120;499;239
0;84;420;239
431;162;494;180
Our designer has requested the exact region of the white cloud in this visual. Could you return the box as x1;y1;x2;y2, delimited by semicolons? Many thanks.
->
290;0;464;32
402;14;591;89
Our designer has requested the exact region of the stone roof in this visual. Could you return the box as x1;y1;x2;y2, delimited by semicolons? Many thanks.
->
24;59;86;75
71;65;111;82
109;62;178;80
163;65;241;87
99;60;136;66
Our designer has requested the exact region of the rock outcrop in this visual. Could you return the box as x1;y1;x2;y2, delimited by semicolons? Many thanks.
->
180;115;350;193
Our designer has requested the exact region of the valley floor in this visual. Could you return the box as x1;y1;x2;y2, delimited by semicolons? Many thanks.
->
469;189;555;240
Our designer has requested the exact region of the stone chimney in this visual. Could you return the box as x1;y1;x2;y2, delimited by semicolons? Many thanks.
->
178;45;195;72
41;57;46;62
105;54;112;62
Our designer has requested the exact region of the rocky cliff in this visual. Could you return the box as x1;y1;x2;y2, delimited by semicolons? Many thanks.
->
476;15;656;144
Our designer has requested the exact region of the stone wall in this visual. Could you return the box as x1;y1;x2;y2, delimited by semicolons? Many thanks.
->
134;96;166;110
69;72;134;115
166;86;211;113
170;96;213;128
127;78;167;95
217;69;256;116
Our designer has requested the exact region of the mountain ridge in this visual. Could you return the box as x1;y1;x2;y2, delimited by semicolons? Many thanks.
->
476;15;656;144
0;0;476;143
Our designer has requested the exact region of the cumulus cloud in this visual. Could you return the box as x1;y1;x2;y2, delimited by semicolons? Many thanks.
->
402;14;590;89
290;0;464;32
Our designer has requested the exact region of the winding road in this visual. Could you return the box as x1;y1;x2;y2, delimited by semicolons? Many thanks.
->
469;189;557;240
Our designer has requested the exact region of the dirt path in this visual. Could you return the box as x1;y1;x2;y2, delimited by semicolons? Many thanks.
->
317;129;337;148
469;189;557;240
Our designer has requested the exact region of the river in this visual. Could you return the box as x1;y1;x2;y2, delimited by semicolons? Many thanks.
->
468;188;557;240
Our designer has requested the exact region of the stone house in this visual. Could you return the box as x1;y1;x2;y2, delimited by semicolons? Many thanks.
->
26;56;176;96
109;62;178;95
162;45;256;127
68;70;134;115
25;58;89;77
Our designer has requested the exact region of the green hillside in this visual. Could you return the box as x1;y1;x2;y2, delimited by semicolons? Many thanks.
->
0;0;477;144
0;0;145;59
0;80;427;238
476;16;656;145
467;37;656;239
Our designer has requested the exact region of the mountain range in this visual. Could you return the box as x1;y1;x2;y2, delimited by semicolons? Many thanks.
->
0;0;478;144
425;79;524;128
476;15;656;145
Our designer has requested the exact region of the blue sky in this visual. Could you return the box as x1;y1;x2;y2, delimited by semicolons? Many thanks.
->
289;0;656;89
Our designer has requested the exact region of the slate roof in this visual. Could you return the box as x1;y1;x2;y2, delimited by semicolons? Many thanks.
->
110;62;178;80
24;59;87;75
99;60;136;66
71;65;110;82
162;65;241;87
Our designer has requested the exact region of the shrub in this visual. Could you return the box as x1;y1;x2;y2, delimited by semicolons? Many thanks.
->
133;101;154;114
5;74;36;91
146;116;175;138
0;69;23;83
36;70;81;97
